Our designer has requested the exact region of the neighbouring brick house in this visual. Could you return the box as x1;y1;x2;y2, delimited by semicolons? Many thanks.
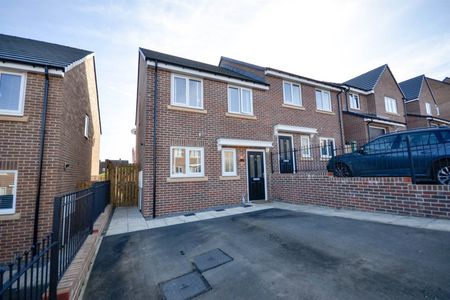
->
399;75;450;128
427;77;450;121
0;34;101;261
135;49;344;218
340;64;407;146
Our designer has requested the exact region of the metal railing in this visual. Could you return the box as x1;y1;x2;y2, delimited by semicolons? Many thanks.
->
0;181;110;300
271;135;450;184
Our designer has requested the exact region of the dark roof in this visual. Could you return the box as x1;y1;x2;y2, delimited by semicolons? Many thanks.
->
399;75;424;101
0;34;93;70
219;57;266;83
265;67;342;90
344;65;387;91
140;48;267;85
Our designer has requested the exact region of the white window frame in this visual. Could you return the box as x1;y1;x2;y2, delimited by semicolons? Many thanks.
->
436;106;440;116
221;148;237;176
170;73;204;109
349;93;360;110
300;135;311;158
283;81;302;107
425;102;432;115
170;146;205;178
384;97;398;114
0;70;27;116
319;137;335;158
84;114;90;138
227;85;253;115
315;89;332;112
0;170;18;215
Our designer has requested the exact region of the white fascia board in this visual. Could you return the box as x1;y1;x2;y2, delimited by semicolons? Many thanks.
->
265;69;341;92
404;98;418;103
274;124;318;135
0;61;64;77
427;117;450;125
363;118;406;127
65;53;94;73
217;138;273;150
147;61;269;90
346;86;373;95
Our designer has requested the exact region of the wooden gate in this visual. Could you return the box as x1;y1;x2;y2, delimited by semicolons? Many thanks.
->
105;162;139;207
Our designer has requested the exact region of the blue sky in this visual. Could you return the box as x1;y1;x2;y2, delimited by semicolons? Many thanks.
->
1;0;449;161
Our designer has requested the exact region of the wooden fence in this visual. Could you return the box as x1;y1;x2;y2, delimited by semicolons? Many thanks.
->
105;163;139;207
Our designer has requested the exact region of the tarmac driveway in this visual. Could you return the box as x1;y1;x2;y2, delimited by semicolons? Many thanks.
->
84;208;450;300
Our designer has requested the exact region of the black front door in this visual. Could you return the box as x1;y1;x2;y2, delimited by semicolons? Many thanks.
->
247;151;265;201
279;136;294;173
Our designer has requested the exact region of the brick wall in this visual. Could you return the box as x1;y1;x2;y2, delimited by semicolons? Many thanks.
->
271;173;450;219
372;68;405;123
428;78;450;120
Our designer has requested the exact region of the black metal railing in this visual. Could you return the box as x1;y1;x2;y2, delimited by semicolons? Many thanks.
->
0;181;110;300
0;235;56;300
271;135;450;184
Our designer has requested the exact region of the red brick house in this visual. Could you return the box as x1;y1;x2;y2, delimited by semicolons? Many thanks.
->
0;34;101;261
399;75;450;128
341;65;407;145
135;49;344;218
427;77;450;121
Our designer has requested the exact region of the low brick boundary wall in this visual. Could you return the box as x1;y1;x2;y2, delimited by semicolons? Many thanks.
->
56;205;113;300
271;174;450;219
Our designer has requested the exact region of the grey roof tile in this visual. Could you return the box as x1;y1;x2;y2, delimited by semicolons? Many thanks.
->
399;75;424;101
0;34;93;70
344;65;387;91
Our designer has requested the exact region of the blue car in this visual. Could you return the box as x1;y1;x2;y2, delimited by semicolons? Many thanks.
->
327;127;450;184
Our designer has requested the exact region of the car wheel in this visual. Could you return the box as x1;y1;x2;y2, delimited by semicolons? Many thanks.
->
436;163;450;185
334;163;352;177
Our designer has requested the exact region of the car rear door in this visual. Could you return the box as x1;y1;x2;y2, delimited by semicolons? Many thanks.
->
355;135;399;176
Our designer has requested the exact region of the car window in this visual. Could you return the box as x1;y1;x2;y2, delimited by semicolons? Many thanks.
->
398;132;439;149
440;130;450;142
364;135;397;154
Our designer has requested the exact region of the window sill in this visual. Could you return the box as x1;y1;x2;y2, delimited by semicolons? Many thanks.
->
0;115;29;122
0;213;20;221
167;105;207;114
316;110;335;115
385;112;400;116
300;157;313;161
225;112;257;120
166;176;208;183
282;103;305;110
219;175;240;181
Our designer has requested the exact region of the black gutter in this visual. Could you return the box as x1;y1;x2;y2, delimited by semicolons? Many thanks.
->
152;60;158;218
33;66;49;247
336;88;345;152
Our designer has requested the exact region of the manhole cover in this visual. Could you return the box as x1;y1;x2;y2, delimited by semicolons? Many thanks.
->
192;248;233;272
159;271;211;300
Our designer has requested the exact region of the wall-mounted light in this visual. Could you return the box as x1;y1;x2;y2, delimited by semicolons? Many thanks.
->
239;152;245;162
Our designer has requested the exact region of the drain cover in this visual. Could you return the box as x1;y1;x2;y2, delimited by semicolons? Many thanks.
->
159;271;211;300
192;248;233;272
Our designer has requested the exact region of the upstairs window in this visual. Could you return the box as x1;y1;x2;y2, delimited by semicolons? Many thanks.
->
171;74;203;109
0;71;26;116
0;170;17;215
349;93;360;110
315;89;332;112
228;86;253;115
283;81;302;106
425;102;432;115
384;97;398;114
170;146;204;177
84;114;90;138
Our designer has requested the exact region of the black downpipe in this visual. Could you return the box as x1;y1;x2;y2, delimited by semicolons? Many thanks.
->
336;89;345;153
152;60;158;218
33;67;49;247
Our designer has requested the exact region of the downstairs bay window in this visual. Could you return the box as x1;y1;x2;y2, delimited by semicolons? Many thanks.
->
170;147;204;177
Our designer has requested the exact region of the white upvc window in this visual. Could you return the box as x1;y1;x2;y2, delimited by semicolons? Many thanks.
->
0;71;26;116
0;170;18;215
171;74;203;109
300;135;311;158
283;81;302;106
425;102;432;115
319;138;335;158
170;146;204;177
384;97;398;114
84;114;90;138
436;106;440;116
315;89;332;112
221;148;237;176
349;93;360;110
228;86;253;115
